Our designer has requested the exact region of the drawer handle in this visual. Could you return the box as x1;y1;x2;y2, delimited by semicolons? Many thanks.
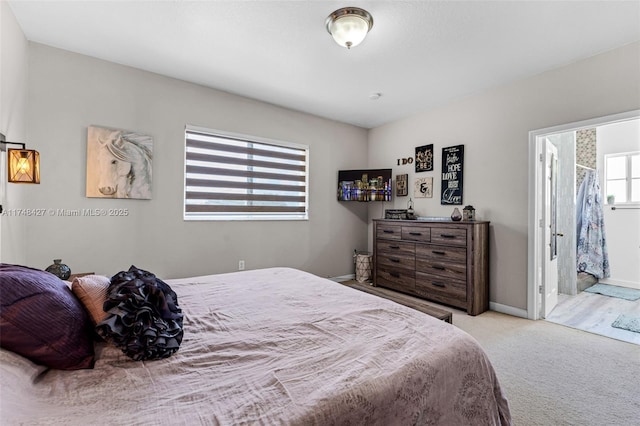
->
389;245;400;249
390;258;400;263
432;265;446;271
440;234;456;239
431;282;446;288
432;250;446;255
409;232;422;236
383;230;395;234
390;272;400;278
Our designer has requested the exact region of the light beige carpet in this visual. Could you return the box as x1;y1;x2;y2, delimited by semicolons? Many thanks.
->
453;310;640;426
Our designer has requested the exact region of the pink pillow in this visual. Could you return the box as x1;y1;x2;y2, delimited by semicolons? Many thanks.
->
72;275;110;325
0;264;94;370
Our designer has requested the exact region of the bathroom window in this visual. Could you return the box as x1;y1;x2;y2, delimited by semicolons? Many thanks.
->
604;152;639;204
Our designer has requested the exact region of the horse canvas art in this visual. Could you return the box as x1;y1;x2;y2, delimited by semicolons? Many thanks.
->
86;126;153;199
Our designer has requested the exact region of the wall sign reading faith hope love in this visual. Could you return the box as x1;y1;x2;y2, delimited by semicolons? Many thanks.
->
440;145;464;205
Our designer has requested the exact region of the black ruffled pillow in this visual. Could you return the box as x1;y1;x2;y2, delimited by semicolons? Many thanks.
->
0;263;95;370
96;265;183;361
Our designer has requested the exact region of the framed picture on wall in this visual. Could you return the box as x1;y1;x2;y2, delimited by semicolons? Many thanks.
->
440;144;464;205
414;177;433;198
86;125;153;200
415;144;434;172
396;174;408;196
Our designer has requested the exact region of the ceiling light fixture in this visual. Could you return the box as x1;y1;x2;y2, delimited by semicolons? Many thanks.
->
326;7;373;49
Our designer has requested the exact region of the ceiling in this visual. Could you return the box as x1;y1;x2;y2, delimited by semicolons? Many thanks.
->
8;1;640;129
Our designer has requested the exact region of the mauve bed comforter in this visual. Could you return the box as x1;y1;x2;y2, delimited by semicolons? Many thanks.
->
1;267;510;425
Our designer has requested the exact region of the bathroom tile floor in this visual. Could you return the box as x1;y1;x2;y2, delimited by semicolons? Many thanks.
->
546;291;640;345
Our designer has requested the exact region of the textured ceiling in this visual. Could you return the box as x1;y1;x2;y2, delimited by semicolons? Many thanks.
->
8;1;640;129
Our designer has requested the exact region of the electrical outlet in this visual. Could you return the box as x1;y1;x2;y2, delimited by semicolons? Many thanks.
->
238;260;245;271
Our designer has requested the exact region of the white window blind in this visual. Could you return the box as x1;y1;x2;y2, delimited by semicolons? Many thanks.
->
184;126;309;220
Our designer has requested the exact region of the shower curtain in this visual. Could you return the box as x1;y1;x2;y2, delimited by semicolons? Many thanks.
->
576;169;610;279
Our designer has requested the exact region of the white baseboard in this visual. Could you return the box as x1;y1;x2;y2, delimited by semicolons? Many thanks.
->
490;302;528;318
598;278;640;290
328;274;355;282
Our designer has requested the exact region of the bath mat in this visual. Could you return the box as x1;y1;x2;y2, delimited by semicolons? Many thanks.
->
583;284;640;301
611;314;640;334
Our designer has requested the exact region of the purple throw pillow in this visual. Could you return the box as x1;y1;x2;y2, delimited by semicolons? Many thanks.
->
0;263;94;369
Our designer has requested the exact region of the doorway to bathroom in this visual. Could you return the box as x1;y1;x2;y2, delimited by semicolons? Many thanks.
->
528;110;640;344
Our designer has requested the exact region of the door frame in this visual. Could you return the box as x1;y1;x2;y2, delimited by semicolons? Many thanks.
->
527;109;639;320
542;138;559;318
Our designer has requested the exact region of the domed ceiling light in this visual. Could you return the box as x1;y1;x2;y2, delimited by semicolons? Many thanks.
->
325;7;374;49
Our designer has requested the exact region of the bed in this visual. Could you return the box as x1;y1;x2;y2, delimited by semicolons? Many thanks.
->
0;265;511;425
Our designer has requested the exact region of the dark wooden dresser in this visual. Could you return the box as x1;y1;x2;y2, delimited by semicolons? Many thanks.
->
373;219;490;315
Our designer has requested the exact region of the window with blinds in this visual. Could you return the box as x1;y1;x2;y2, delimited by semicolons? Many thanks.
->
184;126;309;220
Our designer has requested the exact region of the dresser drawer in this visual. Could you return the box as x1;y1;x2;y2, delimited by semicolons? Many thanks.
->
415;273;467;309
430;227;467;246
416;244;466;263
376;223;402;240
376;266;415;294
401;226;431;242
416;257;466;281
377;253;415;270
377;240;415;257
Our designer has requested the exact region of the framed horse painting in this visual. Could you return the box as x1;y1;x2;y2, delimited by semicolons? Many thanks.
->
86;126;153;199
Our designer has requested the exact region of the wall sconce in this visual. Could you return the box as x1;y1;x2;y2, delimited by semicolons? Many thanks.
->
0;133;40;184
325;7;374;49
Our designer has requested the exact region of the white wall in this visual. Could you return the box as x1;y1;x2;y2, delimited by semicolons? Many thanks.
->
18;43;370;279
0;1;29;264
368;42;640;311
6;27;640;312
597;119;640;288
